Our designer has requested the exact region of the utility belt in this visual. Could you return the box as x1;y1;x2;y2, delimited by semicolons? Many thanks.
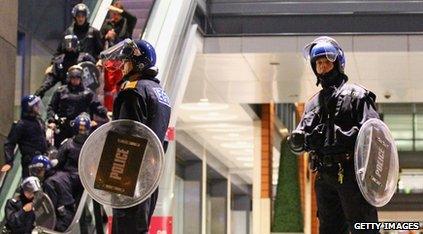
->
309;151;353;171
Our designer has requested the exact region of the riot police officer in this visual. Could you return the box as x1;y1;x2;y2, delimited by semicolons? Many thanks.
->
47;65;108;147
56;3;103;59
1;95;48;178
100;39;171;233
35;35;96;98
288;36;380;234
4;176;41;234
29;155;75;232
57;113;91;203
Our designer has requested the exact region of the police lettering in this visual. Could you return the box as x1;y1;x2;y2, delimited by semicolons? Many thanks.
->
109;148;129;180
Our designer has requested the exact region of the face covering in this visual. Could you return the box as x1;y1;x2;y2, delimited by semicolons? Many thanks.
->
317;67;342;89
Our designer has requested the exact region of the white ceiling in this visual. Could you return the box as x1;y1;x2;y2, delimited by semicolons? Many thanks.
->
177;34;423;184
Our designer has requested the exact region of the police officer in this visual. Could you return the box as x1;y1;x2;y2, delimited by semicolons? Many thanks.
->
47;65;108;147
288;37;380;234
29;155;75;232
57;113;91;203
1;95;48;178
101;39;171;233
35;35;96;98
56;3;103;59
4;176;41;234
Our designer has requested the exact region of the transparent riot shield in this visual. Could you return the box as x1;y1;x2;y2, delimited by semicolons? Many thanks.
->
33;192;56;230
354;118;399;207
78;120;164;208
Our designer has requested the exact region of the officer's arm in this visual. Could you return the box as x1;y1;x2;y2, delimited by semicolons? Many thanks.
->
47;91;60;122
88;92;108;118
43;183;58;208
56;140;69;170
4;122;20;166
5;199;31;229
356;91;379;126
34;72;58;98
93;29;104;59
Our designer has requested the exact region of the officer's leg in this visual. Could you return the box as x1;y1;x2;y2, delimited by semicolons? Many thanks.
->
338;167;379;234
315;173;349;234
112;196;152;234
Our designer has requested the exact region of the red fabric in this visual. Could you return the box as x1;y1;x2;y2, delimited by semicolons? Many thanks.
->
149;216;173;234
103;60;123;111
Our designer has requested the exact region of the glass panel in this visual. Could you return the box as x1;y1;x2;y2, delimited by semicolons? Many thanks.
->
414;114;423;139
396;140;413;152
384;114;413;139
398;170;423;194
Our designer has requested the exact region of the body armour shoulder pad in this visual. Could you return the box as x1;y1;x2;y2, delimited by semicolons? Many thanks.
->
57;85;67;93
340;83;376;102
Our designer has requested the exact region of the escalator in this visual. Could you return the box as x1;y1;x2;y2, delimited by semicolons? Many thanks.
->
0;0;198;232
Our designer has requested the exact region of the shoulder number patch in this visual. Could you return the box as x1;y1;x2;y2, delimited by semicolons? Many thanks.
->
153;87;170;107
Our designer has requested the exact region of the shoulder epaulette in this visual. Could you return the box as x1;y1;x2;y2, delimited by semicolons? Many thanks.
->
121;80;138;90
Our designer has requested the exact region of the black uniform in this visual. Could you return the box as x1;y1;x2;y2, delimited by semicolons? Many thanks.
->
43;170;75;232
4;116;48;178
34;52;95;98
57;22;103;59
47;84;107;147
295;74;379;234
4;192;35;234
101;10;137;47
57;136;86;203
112;73;171;234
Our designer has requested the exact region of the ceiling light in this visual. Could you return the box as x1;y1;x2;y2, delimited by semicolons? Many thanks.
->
190;112;238;121
179;101;229;111
212;133;253;141
236;157;253;162
230;149;253;155
221;141;253;149
194;123;251;133
243;162;253;168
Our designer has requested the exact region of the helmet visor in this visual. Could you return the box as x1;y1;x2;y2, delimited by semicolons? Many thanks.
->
303;38;341;63
100;39;139;61
30;96;44;115
63;35;79;51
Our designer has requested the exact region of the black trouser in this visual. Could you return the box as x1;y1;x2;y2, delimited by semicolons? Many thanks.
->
112;188;159;234
315;163;379;234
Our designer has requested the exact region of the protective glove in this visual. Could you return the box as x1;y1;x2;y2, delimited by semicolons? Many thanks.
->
287;130;305;154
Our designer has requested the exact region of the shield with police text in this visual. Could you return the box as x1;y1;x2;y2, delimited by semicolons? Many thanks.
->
354;118;399;207
79;61;100;91
33;192;56;230
78;120;165;208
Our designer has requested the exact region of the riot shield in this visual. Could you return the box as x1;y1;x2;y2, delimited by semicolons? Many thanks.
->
33;192;56;230
79;61;100;91
354;118;399;207
78;120;165;208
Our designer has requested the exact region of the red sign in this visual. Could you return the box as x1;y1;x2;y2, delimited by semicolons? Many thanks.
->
149;216;173;234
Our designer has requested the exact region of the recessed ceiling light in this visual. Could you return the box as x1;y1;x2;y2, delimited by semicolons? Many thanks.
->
194;123;251;133
243;162;253;168
221;141;253;149
230;149;253;155
180;102;229;111
212;133;253;141
189;112;238;121
236;157;253;162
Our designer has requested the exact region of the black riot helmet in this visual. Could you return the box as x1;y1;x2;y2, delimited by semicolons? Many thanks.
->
66;65;83;82
72;3;90;18
62;35;79;53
